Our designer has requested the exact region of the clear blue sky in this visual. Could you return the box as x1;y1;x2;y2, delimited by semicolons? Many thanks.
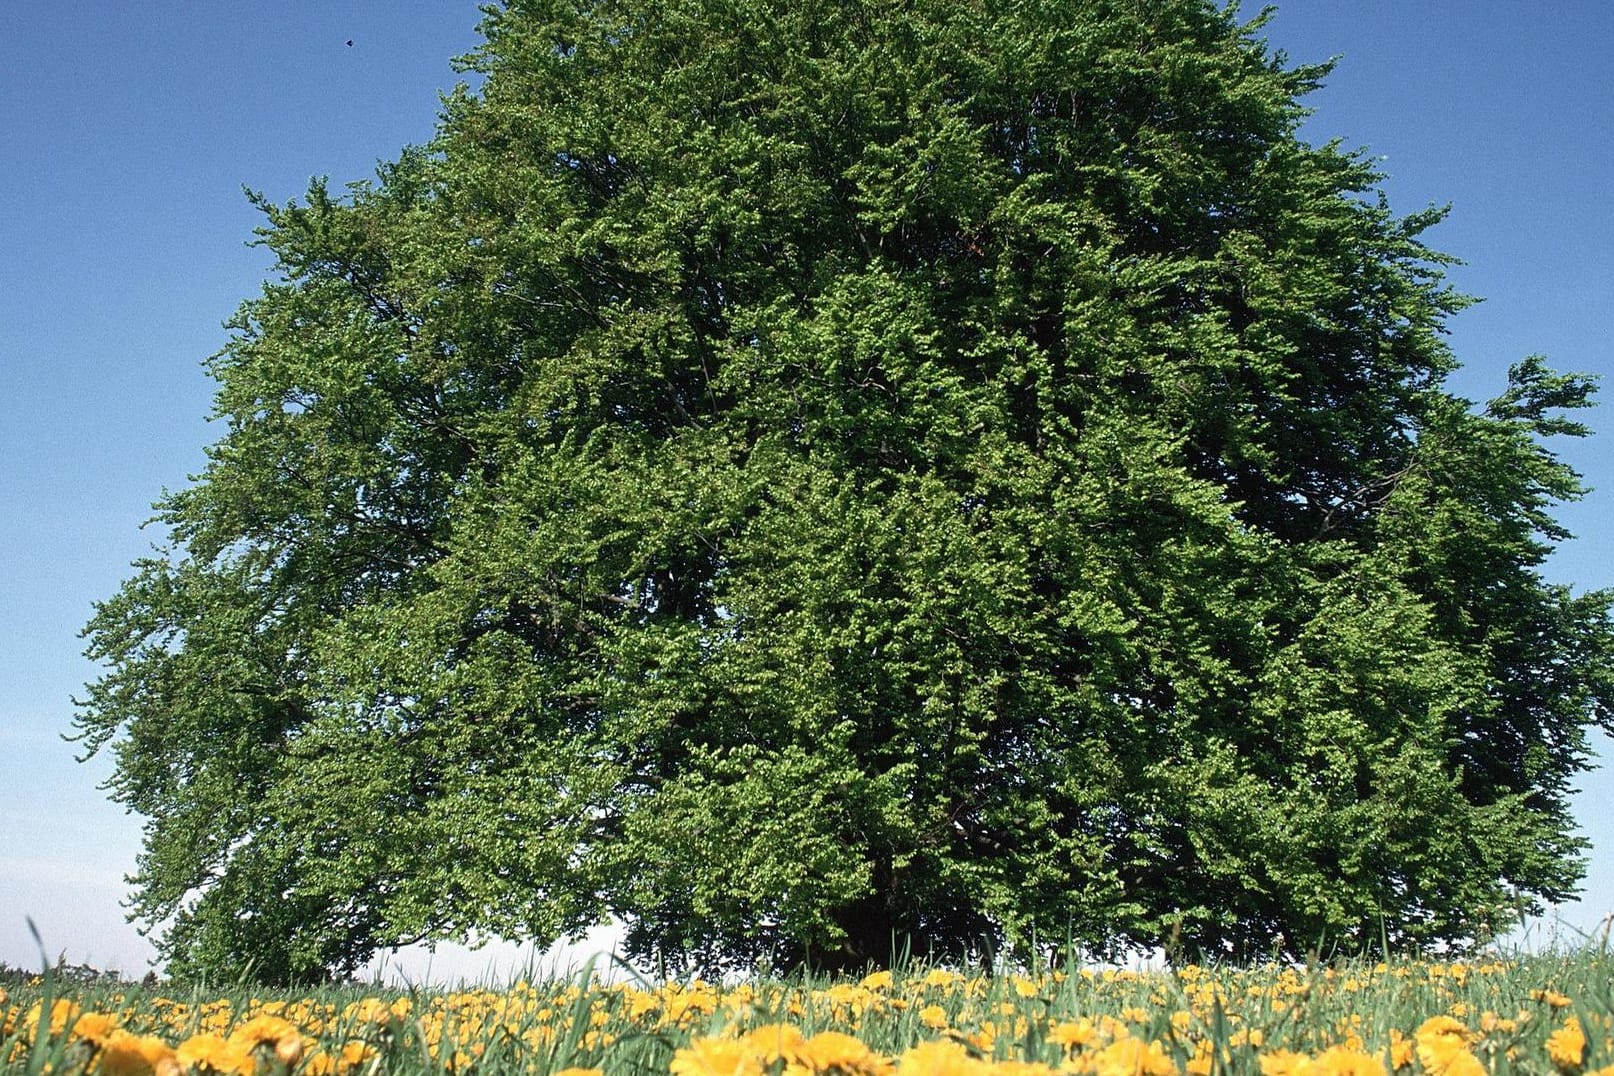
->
1;2;1610;978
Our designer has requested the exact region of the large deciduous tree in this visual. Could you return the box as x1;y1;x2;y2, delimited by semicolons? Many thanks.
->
78;0;1613;981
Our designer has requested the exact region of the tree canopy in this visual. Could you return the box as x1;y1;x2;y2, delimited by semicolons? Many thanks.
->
78;0;1614;982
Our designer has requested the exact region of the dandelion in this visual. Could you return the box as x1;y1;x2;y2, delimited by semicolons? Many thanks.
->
1549;1016;1589;1074
1050;1019;1102;1051
73;1010;121;1044
230;1012;304;1060
176;1031;258;1075
896;1039;989;1076
302;1040;378;1076
1387;1030;1414;1071
1414;1017;1482;1076
1258;1049;1311;1076
861;971;895;991
93;1031;182;1076
790;1030;894;1076
996;1064;1058;1076
1092;1035;1177;1076
672;1036;765;1076
1309;1046;1386;1076
744;1022;809;1064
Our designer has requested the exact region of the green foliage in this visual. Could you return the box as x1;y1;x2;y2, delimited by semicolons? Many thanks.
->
77;0;1612;981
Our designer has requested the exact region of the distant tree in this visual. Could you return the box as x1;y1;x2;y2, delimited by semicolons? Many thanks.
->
77;0;1613;982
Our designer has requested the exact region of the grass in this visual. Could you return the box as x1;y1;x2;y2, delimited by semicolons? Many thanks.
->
3;946;1612;1075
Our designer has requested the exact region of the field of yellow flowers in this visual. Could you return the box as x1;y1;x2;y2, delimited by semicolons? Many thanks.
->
5;950;1612;1076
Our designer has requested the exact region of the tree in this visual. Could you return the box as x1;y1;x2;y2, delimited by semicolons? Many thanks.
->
78;0;1613;982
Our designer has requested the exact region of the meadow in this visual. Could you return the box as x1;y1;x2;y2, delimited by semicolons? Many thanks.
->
5;947;1613;1076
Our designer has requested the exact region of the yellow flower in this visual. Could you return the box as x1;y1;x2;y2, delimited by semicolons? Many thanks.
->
997;1064;1058;1076
1308;1046;1385;1076
861;971;895;991
73;1011;121;1044
895;1039;989;1076
1534;991;1574;1009
671;1037;765;1076
744;1023;809;1063
43;998;83;1034
92;1031;182;1076
1387;1030;1414;1071
302;1040;378;1076
1413;1022;1484;1076
1049;1020;1102;1051
1548;1016;1589;1074
790;1031;893;1076
919;1005;950;1031
342;997;395;1029
1414;1015;1471;1066
176;1032;257;1075
553;1068;605;1076
229;1013;304;1059
1258;1049;1311;1076
1093;1036;1177;1076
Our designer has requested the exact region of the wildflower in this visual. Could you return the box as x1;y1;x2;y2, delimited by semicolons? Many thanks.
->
1534;991;1574;1009
896;1039;990;1076
39;997;83;1034
744;1023;809;1064
1548;1016;1588;1074
302;1040;378;1076
861;971;895;991
627;990;661;1020
1387;1030;1414;1071
553;1069;605;1076
176;1031;258;1075
791;1031;893;1076
1049;1019;1101;1051
1092;1036;1177;1076
230;1013;304;1062
996;1064;1058;1076
672;1036;765;1076
1413;1018;1482;1076
93;1031;182;1076
1258;1049;1310;1076
919;1004;950;1030
664;984;722;1026
1309;1046;1385;1076
70;1010;119;1043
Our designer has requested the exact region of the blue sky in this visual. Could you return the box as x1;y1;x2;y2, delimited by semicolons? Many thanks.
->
1;2;1610;978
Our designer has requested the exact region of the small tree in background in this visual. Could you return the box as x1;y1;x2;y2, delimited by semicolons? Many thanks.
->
78;0;1613;981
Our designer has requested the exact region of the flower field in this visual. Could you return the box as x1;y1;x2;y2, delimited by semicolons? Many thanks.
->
5;951;1612;1076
